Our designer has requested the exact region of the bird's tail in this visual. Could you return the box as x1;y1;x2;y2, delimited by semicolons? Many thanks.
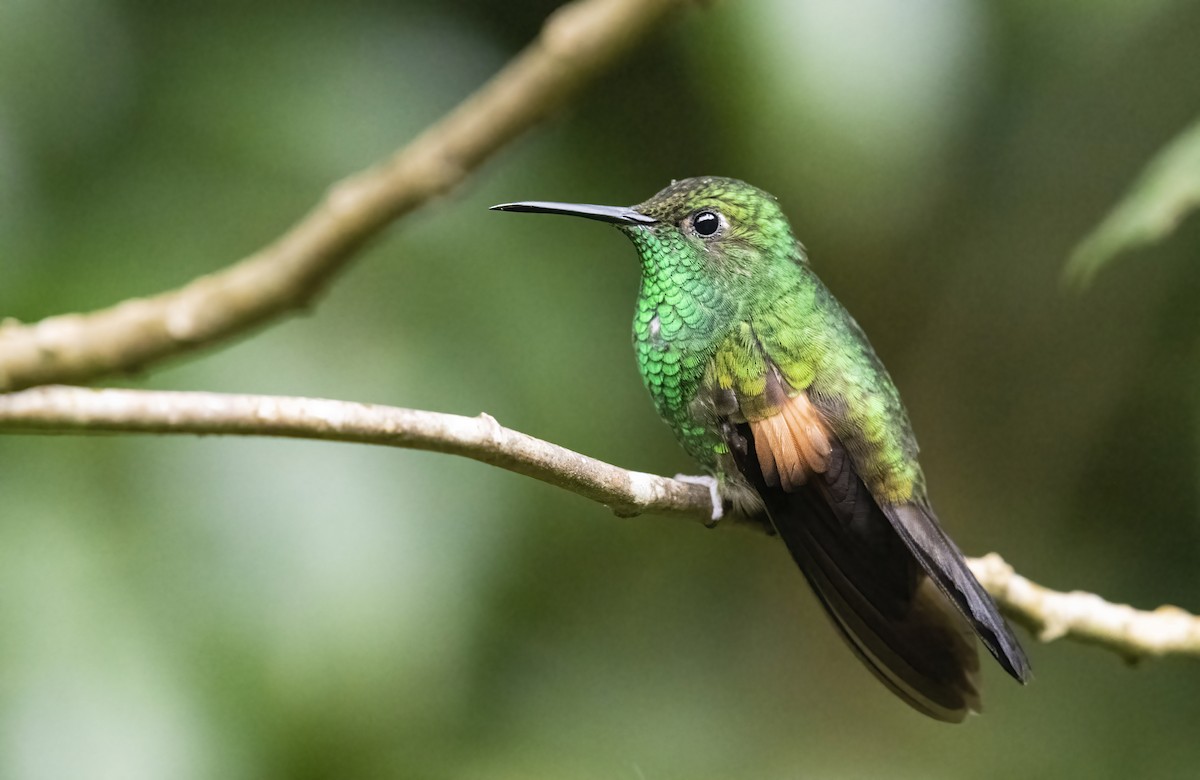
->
769;479;985;722
732;421;1019;721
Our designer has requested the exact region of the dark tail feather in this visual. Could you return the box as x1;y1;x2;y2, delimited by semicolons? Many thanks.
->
730;425;1005;721
770;482;984;722
882;503;1032;683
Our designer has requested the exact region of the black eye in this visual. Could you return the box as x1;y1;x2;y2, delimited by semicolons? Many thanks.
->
691;210;722;237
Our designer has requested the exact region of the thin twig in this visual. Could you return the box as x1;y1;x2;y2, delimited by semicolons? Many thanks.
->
1;384;1197;662
968;554;1200;661
0;0;691;393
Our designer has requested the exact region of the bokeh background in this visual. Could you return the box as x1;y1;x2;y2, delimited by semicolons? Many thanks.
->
3;0;1200;777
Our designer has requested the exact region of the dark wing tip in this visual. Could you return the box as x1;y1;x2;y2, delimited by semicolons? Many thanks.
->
882;503;1032;686
996;629;1034;683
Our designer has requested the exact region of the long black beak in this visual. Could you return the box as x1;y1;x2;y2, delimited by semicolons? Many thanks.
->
489;201;656;225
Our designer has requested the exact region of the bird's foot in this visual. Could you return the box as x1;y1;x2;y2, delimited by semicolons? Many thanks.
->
673;474;724;527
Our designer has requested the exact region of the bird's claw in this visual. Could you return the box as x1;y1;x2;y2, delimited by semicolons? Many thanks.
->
674;474;724;527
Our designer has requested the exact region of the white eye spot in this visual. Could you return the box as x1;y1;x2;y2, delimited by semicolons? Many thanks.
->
647;315;667;346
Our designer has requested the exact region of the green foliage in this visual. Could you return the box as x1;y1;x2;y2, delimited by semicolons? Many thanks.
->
1068;118;1200;283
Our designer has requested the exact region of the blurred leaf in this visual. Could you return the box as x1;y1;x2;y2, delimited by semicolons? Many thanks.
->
1068;117;1200;283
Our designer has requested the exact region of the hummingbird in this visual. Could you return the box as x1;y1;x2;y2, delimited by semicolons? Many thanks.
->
491;176;1030;722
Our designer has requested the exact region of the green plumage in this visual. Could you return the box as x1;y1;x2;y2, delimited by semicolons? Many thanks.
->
625;179;922;503
492;177;1030;722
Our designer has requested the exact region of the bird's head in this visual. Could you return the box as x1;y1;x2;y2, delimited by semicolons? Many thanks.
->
492;176;804;298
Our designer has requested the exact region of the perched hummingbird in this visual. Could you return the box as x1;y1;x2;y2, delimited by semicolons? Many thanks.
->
491;177;1030;721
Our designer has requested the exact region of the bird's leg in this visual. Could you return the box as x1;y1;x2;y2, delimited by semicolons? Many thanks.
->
673;474;724;527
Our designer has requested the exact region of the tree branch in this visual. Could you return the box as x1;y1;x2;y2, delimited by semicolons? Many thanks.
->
2;385;1197;662
0;386;709;521
967;554;1200;661
0;0;691;393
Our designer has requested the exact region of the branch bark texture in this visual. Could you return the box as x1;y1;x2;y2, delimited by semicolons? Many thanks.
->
0;0;689;393
0;386;707;520
2;385;1197;663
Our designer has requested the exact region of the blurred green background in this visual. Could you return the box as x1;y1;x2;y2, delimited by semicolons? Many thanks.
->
3;0;1200;777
